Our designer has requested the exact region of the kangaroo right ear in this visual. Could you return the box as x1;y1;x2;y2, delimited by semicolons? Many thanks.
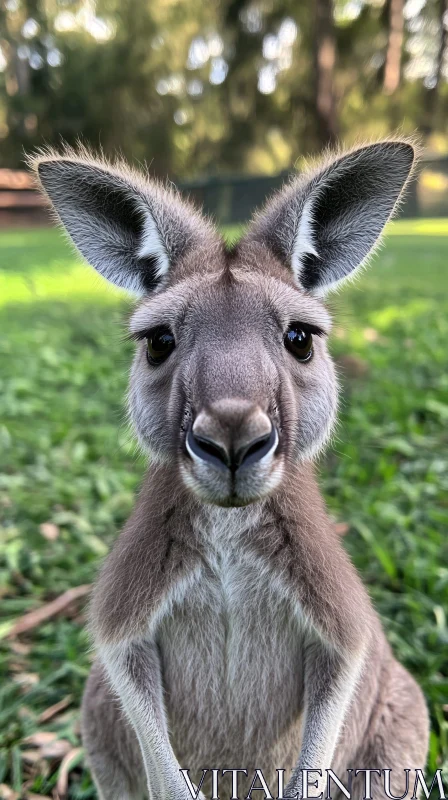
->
30;148;213;294
243;140;416;294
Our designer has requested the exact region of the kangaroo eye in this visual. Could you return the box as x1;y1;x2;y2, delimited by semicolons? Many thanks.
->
284;324;313;362
146;327;175;365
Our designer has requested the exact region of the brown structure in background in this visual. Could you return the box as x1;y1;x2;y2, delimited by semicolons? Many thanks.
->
0;169;47;227
1;157;448;228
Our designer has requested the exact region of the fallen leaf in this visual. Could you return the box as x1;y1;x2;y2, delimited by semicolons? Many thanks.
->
5;584;91;639
0;785;19;800
39;695;73;724
23;732;58;747
22;750;42;765
334;522;349;536
22;733;73;763
9;641;31;656
12;672;39;689
39;522;60;541
56;748;84;799
41;740;72;761
18;706;34;720
9;661;28;672
26;795;52;799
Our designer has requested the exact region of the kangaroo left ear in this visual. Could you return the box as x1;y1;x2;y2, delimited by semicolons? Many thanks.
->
244;141;416;294
29;147;215;295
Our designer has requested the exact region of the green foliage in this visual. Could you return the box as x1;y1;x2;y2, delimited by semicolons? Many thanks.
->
325;228;448;776
0;224;447;796
1;1;448;176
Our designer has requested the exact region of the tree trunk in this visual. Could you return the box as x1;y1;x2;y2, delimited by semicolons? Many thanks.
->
422;0;448;135
435;0;448;89
314;0;338;148
383;0;404;95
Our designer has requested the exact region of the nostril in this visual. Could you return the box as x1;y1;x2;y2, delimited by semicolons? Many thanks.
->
196;436;229;465
186;413;278;473
186;428;230;470
236;426;278;469
241;436;270;462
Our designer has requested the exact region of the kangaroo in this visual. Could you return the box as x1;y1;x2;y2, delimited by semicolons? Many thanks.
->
32;140;429;800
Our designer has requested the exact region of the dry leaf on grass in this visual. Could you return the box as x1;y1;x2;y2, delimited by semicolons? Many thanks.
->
40;740;72;761
55;748;84;799
39;522;60;541
0;785;19;800
334;522;350;536
22;750;43;765
18;706;34;721
26;794;52;799
38;695;73;724
9;661;29;673
6;584;91;638
11;672;39;690
23;732;58;747
22;758;51;784
21;732;73;766
9;641;31;656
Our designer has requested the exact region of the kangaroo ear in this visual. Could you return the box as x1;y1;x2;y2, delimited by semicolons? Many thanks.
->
245;141;416;294
30;148;213;294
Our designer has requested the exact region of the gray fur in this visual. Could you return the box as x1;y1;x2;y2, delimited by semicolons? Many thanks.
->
244;141;416;292
29;145;219;294
31;140;428;800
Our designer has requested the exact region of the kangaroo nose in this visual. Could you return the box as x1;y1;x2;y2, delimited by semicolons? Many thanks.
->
186;400;278;472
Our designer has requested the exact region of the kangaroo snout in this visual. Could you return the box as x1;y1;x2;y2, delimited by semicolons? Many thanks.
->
187;400;278;473
182;398;283;505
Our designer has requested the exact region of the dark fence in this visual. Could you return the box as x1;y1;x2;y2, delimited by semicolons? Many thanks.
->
179;156;448;225
179;171;290;226
1;155;448;228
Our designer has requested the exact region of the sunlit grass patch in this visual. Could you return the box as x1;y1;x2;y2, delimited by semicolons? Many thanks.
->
0;219;446;308
0;229;128;308
388;217;448;236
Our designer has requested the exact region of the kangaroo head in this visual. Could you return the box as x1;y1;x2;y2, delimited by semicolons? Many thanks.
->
32;141;415;507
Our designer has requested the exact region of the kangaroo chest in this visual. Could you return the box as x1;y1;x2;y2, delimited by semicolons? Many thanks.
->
157;535;305;779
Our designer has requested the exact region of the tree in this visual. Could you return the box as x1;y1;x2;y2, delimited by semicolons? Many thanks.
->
313;0;338;146
383;0;405;95
421;0;448;135
1;0;448;176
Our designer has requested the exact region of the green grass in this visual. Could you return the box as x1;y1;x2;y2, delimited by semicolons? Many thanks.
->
0;222;447;797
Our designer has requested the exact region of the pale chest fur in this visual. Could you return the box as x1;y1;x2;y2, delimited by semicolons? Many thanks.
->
156;508;306;787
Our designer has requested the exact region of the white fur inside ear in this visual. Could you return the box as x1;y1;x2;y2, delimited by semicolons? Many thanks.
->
291;196;320;283
138;210;170;279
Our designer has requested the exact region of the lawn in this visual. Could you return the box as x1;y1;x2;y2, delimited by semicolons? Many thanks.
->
0;222;447;798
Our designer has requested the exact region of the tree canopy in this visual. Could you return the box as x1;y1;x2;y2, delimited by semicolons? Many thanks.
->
1;0;447;177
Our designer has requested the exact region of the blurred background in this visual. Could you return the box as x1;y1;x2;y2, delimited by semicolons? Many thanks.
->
0;2;447;799
1;0;448;220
